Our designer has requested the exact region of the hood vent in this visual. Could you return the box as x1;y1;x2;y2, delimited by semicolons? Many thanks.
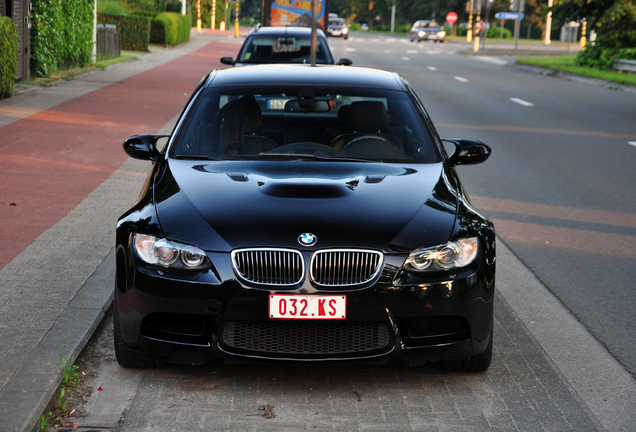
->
365;175;385;184
227;173;249;182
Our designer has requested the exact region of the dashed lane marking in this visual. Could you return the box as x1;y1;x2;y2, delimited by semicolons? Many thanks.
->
510;97;535;107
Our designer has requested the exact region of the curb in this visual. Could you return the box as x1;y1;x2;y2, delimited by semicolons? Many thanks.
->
0;250;114;432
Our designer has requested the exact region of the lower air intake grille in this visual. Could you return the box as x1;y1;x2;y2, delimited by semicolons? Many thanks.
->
222;321;391;355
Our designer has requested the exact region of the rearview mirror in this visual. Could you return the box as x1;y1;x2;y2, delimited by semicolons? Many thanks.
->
444;139;491;166
337;58;353;66
123;135;169;161
284;100;331;113
220;56;235;66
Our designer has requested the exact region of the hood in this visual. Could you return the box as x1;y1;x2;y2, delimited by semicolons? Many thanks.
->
154;159;458;252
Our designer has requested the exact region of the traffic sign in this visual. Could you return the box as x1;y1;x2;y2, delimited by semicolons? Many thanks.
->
495;12;524;20
446;12;458;24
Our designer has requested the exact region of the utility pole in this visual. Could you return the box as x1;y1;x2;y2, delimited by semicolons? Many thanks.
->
311;0;318;65
467;0;474;42
545;0;553;44
235;0;240;37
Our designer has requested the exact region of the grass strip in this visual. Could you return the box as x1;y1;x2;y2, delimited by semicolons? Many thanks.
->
516;55;636;87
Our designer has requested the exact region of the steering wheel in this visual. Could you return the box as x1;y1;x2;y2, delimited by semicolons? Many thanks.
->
342;134;399;149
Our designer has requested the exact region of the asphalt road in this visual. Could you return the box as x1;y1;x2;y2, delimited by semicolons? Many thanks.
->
327;32;636;379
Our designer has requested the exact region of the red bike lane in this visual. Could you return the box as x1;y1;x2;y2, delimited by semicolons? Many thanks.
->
0;38;239;269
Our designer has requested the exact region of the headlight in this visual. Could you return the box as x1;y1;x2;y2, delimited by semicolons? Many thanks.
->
438;31;446;37
342;27;348;34
418;30;425;38
403;238;479;272
133;234;210;270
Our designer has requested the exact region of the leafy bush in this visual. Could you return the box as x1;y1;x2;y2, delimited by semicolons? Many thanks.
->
150;12;191;45
31;0;94;77
98;0;127;14
487;26;512;39
576;42;636;70
151;12;191;45
0;16;19;98
98;13;151;52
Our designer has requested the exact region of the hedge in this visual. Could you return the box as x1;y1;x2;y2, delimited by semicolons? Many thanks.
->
150;12;191;46
31;0;94;77
97;13;151;52
0;16;19;98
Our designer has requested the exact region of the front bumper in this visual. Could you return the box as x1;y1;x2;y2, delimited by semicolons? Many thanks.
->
115;245;494;366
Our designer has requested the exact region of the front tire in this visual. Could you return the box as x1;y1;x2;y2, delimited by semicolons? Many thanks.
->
113;299;161;368
437;322;493;372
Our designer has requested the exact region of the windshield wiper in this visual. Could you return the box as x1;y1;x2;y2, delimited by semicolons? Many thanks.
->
174;154;240;161
259;151;372;162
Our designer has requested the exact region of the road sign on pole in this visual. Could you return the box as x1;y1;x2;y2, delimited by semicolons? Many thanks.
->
495;12;524;20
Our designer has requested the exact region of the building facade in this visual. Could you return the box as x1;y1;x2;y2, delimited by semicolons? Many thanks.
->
1;0;31;80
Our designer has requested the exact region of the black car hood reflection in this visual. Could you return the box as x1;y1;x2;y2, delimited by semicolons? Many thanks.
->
154;159;458;252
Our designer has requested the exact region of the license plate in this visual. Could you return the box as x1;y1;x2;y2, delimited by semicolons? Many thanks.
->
269;295;346;320
267;99;292;110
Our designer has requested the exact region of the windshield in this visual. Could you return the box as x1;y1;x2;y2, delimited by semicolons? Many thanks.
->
171;86;441;163
417;21;439;28
238;34;334;64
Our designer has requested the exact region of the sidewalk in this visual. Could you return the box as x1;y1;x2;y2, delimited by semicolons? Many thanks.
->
0;31;243;432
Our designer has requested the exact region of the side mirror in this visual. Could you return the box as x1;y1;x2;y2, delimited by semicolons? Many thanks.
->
444;139;491;166
337;58;353;66
220;56;235;66
123;135;168;161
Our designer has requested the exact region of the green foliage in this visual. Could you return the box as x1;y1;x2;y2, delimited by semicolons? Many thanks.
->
98;0;127;14
487;26;513;39
60;356;81;386
31;0;94;77
38;411;53;431
189;0;227;28
151;12;191;45
552;0;636;70
0;16;19;98
98;13;151;51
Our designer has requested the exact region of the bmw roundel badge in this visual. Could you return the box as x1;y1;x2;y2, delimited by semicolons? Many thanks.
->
298;233;317;247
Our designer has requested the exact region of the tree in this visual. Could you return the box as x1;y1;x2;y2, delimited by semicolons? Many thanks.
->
551;0;636;69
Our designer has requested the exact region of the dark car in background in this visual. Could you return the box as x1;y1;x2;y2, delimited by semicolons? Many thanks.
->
327;17;349;39
221;26;352;66
410;20;446;43
115;64;495;372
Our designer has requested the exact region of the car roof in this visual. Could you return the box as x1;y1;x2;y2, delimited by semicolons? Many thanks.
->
206;64;407;91
247;26;326;37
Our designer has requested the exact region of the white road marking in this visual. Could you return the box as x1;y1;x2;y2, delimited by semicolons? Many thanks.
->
384;50;392;53
427;66;437;71
476;56;509;66
406;50;418;54
510;97;535;107
628;141;636;148
454;76;468;82
402;57;410;61
345;48;357;52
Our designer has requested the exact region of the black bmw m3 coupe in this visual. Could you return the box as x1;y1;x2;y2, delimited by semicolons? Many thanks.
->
115;64;496;372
